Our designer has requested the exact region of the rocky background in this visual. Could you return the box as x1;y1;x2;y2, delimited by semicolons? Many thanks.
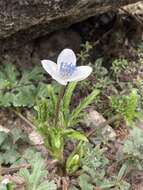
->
0;0;142;69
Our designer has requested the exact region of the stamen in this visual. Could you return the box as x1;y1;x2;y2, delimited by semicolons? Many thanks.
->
59;62;76;78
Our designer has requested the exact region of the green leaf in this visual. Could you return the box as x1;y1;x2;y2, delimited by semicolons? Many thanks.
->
19;155;56;190
99;183;115;189
110;89;139;125
13;86;36;107
66;153;80;174
0;93;14;107
19;168;30;187
2;64;18;83
117;164;127;181
63;82;77;111
63;129;88;142
11;127;27;143
23;148;42;165
122;127;143;165
79;174;93;190
38;181;57;190
0;64;55;108
0;132;7;145
20;66;44;84
36;83;49;98
3;149;20;164
69;89;100;126
47;85;57;111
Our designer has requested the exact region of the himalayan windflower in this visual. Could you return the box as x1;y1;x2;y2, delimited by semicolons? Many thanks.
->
41;48;92;85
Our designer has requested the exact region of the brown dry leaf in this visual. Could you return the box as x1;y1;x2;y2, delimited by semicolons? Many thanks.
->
62;177;69;190
131;170;143;190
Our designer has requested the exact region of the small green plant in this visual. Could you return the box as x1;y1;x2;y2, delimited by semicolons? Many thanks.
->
80;143;109;189
109;89;141;125
118;127;143;170
0;127;29;165
77;41;93;63
91;58;113;89
69;143;109;190
0;64;48;107
19;155;57;190
70;143;130;190
111;58;128;77
33;48;99;174
34;83;99;172
79;57;113;94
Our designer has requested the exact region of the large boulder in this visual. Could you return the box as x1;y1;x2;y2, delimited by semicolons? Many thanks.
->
0;0;140;53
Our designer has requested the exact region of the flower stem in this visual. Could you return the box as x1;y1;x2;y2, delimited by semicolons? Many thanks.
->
54;85;65;127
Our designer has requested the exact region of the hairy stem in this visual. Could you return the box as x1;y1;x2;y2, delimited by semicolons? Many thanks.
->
12;109;36;129
54;85;65;127
1;164;31;175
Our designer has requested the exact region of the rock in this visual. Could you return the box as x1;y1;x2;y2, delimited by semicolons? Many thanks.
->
0;0;140;53
84;109;116;141
29;131;44;145
0;42;34;69
123;1;143;18
0;29;81;68
32;29;82;65
0;125;10;133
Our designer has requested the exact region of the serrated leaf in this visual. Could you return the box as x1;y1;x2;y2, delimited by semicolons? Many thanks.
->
79;174;93;190
19;168;31;187
19;155;56;190
11;127;27;143
3;149;20;164
38;181;57;190
20;66;44;84
13;86;36;107
0;93;14;107
36;83;49;98
0;79;12;89
2;64;18;83
69;89;100;127
23;148;42;165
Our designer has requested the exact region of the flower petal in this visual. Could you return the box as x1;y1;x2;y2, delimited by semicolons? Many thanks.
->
41;59;67;85
41;59;58;76
54;77;68;85
57;48;76;70
67;66;92;82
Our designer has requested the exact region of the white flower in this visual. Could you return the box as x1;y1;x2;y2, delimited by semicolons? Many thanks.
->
41;48;92;85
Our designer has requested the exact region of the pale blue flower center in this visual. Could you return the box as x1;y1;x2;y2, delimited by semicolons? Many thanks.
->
59;62;76;78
